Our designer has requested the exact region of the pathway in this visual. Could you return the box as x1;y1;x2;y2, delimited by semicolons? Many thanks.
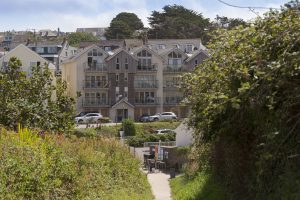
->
147;172;172;200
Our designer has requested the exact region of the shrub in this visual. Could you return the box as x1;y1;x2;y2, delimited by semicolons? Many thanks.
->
99;117;111;123
122;119;136;136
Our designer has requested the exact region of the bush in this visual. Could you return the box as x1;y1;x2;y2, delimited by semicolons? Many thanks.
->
99;117;111;123
122;119;136;136
0;127;153;200
126;133;176;147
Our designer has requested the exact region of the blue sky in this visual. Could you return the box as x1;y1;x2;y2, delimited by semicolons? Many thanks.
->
0;0;289;32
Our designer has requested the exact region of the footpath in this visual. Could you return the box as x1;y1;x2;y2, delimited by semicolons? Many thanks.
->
147;171;172;200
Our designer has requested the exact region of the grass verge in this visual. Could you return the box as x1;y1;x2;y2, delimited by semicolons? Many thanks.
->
170;172;226;200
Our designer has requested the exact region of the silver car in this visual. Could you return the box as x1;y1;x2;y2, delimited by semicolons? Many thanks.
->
75;113;103;123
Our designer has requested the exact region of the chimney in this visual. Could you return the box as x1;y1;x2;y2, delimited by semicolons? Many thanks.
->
57;27;60;37
26;38;31;46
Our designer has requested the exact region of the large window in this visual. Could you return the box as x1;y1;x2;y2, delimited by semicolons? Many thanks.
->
168;52;182;65
48;47;57;53
135;91;155;103
137;50;153;70
36;47;44;53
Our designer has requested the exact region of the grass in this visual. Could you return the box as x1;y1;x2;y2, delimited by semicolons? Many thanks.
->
170;172;226;200
0;127;153;200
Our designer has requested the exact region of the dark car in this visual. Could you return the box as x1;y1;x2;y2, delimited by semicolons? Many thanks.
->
139;114;151;122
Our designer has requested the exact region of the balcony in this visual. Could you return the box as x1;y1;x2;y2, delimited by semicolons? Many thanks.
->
163;80;181;89
84;62;108;72
134;80;158;89
82;98;109;107
134;97;160;105
164;97;183;105
83;80;109;89
163;65;188;73
137;64;158;72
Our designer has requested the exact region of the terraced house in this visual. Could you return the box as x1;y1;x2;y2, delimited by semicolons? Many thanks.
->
61;39;209;122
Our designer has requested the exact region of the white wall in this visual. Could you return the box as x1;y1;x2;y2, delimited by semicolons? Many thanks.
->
175;122;194;147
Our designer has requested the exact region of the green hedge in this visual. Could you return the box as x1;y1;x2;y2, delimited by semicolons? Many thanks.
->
126;133;175;147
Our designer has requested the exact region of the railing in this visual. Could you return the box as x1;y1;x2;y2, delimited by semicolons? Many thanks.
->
134;97;160;105
82;98;109;107
144;141;176;147
137;64;158;72
84;62;108;72
164;97;183;105
134;80;158;89
83;80;109;89
163;80;181;88
164;65;188;72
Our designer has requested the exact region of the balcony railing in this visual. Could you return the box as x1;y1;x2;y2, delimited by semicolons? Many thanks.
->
137;64;158;72
82;98;109;107
163;80;181;88
164;97;183;105
134;80;158;89
83;80;109;89
164;65;188;72
134;97;160;105
84;62;108;72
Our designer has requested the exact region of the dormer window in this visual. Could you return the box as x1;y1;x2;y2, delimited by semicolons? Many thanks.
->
125;58;128;70
186;44;193;53
173;44;180;48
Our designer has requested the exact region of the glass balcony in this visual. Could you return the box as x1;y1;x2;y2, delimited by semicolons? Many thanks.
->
164;97;183;105
82;97;109;107
137;64;158;72
83;80;109;89
164;65;188;72
134;80;158;89
84;62;108;72
134;97;160;105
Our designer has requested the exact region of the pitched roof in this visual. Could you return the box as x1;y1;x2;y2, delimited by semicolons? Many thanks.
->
112;98;135;108
185;49;210;62
130;46;164;61
105;48;138;61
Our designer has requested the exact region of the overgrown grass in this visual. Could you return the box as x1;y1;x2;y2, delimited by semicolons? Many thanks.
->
170;172;226;200
0;127;153;200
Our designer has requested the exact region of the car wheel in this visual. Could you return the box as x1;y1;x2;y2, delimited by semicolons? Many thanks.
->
154;118;159;122
78;119;83;123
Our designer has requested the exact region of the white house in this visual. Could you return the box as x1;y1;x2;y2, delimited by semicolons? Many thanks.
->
175;122;194;147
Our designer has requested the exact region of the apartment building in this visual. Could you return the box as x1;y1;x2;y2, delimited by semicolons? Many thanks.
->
61;39;209;122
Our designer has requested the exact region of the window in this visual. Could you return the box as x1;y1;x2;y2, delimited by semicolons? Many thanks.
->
124;73;128;81
36;47;44;53
116;74;119;81
48;47;56;53
186;44;193;53
158;44;166;49
125;58;128;70
173;44;180;48
104;46;111;51
116;57;120;70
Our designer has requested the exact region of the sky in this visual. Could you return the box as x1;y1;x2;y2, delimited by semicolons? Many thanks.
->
0;0;289;32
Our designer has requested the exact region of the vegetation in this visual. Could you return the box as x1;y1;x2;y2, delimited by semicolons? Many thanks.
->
214;15;247;29
67;32;98;47
182;4;300;200
0;57;75;133
0;127;153;200
148;5;211;43
105;12;144;39
126;133;175;147
122;118;136;136
170;172;226;200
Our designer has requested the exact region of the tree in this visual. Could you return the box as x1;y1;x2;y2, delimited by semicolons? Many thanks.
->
105;12;144;39
183;6;300;199
147;5;212;44
67;32;98;47
215;15;247;29
0;57;75;133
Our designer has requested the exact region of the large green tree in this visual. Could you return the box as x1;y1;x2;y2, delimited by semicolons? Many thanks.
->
105;12;144;39
147;5;212;44
67;32;98;47
183;5;300;199
214;15;247;29
0;57;75;133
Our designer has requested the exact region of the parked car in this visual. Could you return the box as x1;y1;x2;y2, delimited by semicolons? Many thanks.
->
149;112;177;121
75;111;98;118
154;129;176;135
75;113;103;123
139;114;151;122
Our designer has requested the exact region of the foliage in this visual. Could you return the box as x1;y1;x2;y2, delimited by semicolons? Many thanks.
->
0;127;153;200
0;57;75;133
105;12;144;39
170;172;226;200
67;32;98;47
126;133;175;147
183;5;300;199
148;5;212;44
214;15;247;29
122;118;136;136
